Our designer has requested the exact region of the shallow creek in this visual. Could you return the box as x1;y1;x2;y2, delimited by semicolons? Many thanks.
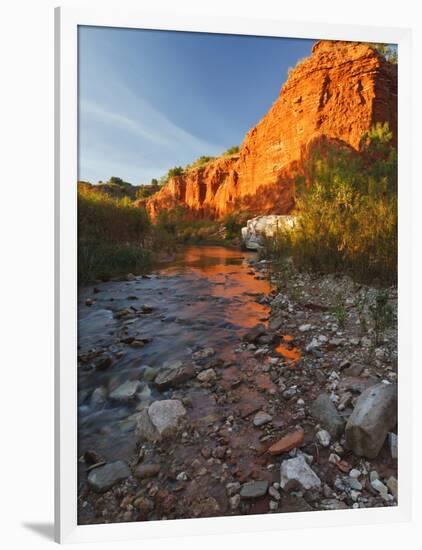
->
77;247;280;468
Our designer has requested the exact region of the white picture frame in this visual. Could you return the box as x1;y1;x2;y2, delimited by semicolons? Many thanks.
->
55;6;412;544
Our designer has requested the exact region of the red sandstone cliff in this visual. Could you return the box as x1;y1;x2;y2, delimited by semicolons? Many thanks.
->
147;40;397;219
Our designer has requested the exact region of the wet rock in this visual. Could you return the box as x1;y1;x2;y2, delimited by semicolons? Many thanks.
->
109;380;140;402
267;428;305;455
126;273;136;281
141;304;155;313
90;386;107;409
154;364;195;390
94;353;113;370
197;368;216;383
192;347;215;361
316;429;331;447
309;393;344;439
280;455;321;492
345;383;397;458
87;460;130;493
115;308;136;320
142;366;159;382
134;463;161;479
137;399;187;442
240;480;269;499
253;411;272;427
242;323;266;343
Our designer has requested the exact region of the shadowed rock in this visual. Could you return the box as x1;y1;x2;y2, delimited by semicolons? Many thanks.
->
345;383;397;458
309;393;344;439
87;461;130;493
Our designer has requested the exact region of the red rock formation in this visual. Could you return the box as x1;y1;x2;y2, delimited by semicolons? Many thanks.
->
147;40;397;219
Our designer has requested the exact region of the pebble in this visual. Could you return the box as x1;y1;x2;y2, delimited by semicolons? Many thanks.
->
316;429;331;447
253;411;273;427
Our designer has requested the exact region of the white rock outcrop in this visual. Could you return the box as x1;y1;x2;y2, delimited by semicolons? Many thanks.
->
241;215;296;250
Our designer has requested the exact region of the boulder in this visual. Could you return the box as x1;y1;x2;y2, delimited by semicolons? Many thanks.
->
197;368;216;383
87;460;130;493
345;383;397;458
309;393;344;439
280;455;321;492
137;399;187;441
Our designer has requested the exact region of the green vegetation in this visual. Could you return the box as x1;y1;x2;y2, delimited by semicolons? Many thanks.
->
369;43;398;64
262;123;397;285
78;184;152;283
167;166;185;178
223;145;240;156
369;289;395;345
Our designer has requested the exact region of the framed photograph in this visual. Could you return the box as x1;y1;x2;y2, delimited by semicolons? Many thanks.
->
55;6;412;544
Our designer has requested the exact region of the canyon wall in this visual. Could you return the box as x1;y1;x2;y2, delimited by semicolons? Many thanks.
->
147;40;397;219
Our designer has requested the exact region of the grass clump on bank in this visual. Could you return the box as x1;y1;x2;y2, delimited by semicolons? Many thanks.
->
262;123;397;285
78;185;152;283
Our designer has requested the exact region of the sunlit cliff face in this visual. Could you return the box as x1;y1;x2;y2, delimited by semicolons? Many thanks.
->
147;40;397;220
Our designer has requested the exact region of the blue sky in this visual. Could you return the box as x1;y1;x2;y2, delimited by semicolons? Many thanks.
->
78;26;314;185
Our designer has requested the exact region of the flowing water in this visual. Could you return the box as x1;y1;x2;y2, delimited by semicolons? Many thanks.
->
77;246;275;465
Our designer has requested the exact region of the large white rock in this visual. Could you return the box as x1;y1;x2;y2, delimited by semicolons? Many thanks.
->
280;455;321;492
241;215;296;250
137;399;187;441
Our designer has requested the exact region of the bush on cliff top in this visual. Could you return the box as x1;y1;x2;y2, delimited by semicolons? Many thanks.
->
262;123;397;285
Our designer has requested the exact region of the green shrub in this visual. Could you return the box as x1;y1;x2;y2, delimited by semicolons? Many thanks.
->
223;145;239;156
262;124;397;285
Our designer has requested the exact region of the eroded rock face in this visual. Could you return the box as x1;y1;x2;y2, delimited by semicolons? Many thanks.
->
147;40;397;219
345;383;397;459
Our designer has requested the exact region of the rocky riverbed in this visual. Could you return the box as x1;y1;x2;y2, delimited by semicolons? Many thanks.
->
77;246;398;525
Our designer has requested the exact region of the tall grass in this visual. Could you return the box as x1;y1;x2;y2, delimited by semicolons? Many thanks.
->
262;123;397;285
78;186;152;283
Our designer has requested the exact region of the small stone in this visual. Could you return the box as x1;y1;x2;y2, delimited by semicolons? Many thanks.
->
229;494;241;510
370;470;379;483
299;324;312;332
197;368;217;383
226;482;241;496
389;432;398;460
268;486;281;500
371;478;389;498
126;273;136;281
87;461;130;493
176;471;188;481
316;429;331;447
267;428;304;455
310;393;344;439
192;347;215;361
240;480;269;499
280;455;321;492
269;500;278;511
253;411;273;427
386;476;398;499
134;463;160;479
348;477;362;491
349;468;361;479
